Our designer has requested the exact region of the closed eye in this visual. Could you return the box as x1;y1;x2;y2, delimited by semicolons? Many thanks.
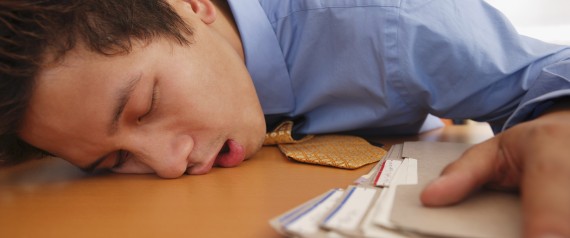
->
112;150;130;170
138;81;159;121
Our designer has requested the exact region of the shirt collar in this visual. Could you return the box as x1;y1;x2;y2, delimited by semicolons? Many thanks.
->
227;0;295;114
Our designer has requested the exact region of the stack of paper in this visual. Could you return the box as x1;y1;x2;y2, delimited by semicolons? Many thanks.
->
270;141;522;238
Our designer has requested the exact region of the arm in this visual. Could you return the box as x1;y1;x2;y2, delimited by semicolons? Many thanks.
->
421;98;570;238
397;0;570;129
396;1;570;237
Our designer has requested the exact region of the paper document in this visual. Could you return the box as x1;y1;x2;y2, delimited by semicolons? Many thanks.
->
270;141;522;238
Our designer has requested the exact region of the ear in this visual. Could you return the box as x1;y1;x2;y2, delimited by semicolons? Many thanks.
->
185;0;217;25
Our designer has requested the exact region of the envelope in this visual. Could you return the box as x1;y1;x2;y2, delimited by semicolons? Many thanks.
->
389;142;522;238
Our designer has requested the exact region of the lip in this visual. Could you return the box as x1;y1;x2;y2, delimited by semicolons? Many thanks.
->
214;139;246;168
186;139;246;175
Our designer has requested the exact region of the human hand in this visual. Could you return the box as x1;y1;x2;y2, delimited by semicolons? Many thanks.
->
421;107;570;238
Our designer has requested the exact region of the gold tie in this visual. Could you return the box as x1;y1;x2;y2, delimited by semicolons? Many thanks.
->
264;121;386;169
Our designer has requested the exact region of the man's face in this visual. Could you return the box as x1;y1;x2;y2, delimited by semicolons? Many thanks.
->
18;4;266;178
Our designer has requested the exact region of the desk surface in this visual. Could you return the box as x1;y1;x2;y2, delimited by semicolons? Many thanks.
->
0;124;493;238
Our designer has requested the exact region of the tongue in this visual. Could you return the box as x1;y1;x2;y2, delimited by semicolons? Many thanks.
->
215;139;246;167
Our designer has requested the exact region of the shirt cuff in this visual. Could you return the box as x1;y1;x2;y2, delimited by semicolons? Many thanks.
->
502;59;570;131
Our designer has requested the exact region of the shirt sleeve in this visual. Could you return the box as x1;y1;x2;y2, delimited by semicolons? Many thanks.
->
502;61;570;131
396;0;570;133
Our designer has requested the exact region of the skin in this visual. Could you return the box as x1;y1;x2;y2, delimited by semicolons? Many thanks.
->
422;104;570;238
19;0;266;178
16;0;570;237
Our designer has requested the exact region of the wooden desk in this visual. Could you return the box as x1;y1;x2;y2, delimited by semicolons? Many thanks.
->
0;124;493;238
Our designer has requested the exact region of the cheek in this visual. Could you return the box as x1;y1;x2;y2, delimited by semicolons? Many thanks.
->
163;79;235;120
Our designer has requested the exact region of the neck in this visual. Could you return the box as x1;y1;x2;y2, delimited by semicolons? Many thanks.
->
211;0;244;61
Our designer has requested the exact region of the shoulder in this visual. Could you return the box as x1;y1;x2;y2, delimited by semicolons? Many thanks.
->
258;0;402;24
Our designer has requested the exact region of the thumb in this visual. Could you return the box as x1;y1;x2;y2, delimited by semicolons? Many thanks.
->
420;138;501;206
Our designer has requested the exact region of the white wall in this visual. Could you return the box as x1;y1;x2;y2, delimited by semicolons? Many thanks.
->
485;0;570;45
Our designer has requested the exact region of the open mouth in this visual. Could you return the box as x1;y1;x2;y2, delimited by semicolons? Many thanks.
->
214;139;246;168
219;142;230;154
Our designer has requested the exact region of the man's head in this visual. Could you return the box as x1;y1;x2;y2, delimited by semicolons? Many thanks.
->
1;0;266;178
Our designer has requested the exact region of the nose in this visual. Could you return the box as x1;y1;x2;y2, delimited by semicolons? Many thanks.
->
125;132;193;179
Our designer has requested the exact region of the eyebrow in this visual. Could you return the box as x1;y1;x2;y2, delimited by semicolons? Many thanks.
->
108;73;143;135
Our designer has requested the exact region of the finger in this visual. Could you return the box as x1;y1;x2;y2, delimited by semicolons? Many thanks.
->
421;138;500;206
521;139;570;238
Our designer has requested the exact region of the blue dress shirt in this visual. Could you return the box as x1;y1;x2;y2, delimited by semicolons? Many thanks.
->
227;0;570;136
